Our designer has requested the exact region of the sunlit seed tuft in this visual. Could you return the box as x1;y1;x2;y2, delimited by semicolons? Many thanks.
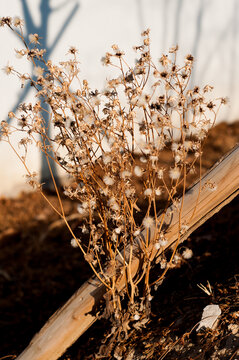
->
71;238;78;248
182;248;193;259
169;167;180;180
143;216;154;229
103;176;114;186
134;166;143;177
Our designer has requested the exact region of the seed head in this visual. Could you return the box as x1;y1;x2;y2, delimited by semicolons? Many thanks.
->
144;188;152;197
182;248;193;259
29;33;40;44
33;66;44;77
103;175;114;186
13;16;24;27
169;167;181;180
134;166;143;177
3;64;14;75
142;216;154;229
70;238;78;248
185;54;194;63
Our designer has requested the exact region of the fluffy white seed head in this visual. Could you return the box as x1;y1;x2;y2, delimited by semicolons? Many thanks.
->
169;167;181;180
159;239;168;247
182;248;193;259
134;166;143;177
140;157;147;163
121;170;131;179
143;216;154;229
33;66;44;77
157;169;164;179
155;242;160;250
155;188;161;196
77;204;88;215
103;154;111;164
29;33;39;44
70;238;78;248
144;188;152;196
103;175;114;186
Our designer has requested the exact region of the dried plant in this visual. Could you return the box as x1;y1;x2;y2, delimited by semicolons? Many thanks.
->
0;17;227;354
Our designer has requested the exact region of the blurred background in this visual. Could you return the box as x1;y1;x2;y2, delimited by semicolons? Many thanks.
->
0;0;238;196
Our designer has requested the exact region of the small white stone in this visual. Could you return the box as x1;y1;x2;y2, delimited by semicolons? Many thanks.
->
196;304;221;331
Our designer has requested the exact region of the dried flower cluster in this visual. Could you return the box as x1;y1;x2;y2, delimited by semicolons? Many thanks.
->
0;17;226;349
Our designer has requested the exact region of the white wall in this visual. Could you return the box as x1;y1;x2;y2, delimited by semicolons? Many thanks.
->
0;0;238;196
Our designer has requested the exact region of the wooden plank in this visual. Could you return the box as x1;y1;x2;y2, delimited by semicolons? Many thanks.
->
16;145;239;360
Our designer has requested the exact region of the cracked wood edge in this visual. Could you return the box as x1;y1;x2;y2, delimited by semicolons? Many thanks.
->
16;144;239;360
